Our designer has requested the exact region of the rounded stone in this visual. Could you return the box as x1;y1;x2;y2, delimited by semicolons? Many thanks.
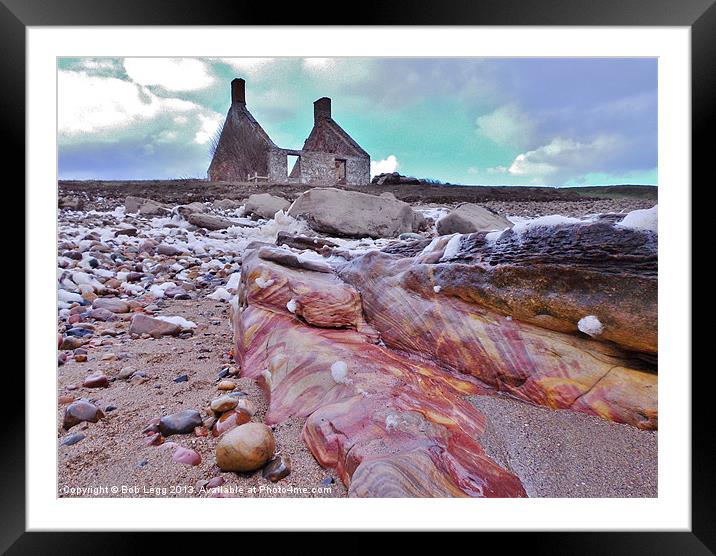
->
172;446;201;466
83;373;108;388
215;423;275;472
159;410;203;436
212;409;251;437
63;400;104;429
217;379;236;391
210;395;238;413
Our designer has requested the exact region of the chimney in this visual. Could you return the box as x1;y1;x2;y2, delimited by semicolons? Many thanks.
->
314;97;331;121
231;78;246;106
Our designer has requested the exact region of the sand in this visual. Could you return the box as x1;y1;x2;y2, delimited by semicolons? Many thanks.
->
57;298;346;498
469;394;657;497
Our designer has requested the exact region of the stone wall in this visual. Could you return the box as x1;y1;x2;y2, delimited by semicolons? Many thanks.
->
267;150;369;186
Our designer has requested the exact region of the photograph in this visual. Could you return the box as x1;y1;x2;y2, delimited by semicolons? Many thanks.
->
55;56;660;499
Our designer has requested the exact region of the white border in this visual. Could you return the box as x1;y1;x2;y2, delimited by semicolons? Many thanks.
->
27;26;691;531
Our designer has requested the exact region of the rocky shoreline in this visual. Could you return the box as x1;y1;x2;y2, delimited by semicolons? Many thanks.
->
57;183;657;498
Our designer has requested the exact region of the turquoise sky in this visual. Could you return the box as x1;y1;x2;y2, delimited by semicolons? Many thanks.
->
57;57;657;186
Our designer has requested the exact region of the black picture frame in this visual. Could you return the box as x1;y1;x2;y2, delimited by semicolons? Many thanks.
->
8;0;707;550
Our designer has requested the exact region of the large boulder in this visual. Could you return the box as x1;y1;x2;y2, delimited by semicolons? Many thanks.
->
125;196;170;216
244;194;290;220
187;213;235;230
176;202;207;218
287;188;421;239
436;203;512;235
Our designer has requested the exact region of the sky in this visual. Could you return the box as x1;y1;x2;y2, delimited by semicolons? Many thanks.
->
57;57;657;186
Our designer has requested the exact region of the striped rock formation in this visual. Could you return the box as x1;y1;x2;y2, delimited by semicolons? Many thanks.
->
234;217;657;495
235;247;526;497
338;216;658;429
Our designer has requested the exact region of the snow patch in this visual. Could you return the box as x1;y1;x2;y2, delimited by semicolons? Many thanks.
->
225;271;241;292
440;234;462;261
577;315;603;337
155;315;197;330
255;277;274;289
385;414;399;432
616;205;657;233
330;361;352;385
207;287;232;302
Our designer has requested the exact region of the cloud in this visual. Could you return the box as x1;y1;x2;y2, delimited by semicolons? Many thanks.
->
194;112;223;145
123;58;215;91
492;135;628;184
217;57;277;77
58;70;198;136
476;104;536;148
370;155;399;177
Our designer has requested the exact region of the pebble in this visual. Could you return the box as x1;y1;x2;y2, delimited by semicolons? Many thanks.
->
63;400;104;429
158;410;203;436
173;374;189;383
92;298;131;314
83;373;108;388
212;409;251;437
215;423;276;472
118;366;136;380
210;395;238;413
217;379;236;391
60;336;86;350
262;454;292;482
145;432;164;446
88;308;118;322
61;433;86;446
172;446;202;466
128;313;182;338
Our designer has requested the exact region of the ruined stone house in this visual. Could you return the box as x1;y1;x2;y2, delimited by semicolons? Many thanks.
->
208;78;370;185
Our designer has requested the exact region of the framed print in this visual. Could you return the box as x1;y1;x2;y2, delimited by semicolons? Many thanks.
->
10;0;708;550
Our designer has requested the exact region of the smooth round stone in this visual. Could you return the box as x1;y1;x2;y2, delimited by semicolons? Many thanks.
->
158;410;203;436
89;308;118;322
61;433;86;446
212;409;251;437
92;298;130;314
74;354;88;363
215;423;275;472
118;366;136;380
60;336;85;350
63;400;104;429
235;398;256;416
262;454;291;482
217;380;236;391
66;327;93;338
172;446;201;466
83;373;108;388
210;396;238;413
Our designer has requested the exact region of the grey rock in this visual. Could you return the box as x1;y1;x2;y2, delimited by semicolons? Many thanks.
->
436;203;512;235
159;410;203;436
244;193;290;220
187;213;235;230
288;187;422;239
